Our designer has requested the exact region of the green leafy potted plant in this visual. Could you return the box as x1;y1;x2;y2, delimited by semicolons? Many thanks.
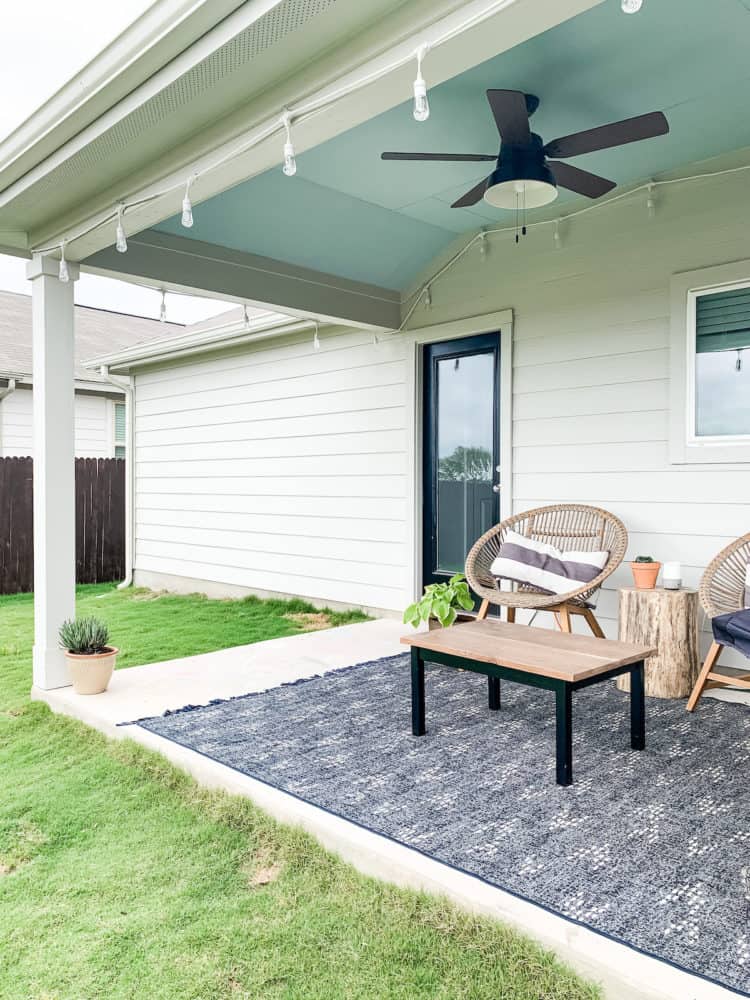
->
59;616;118;695
630;555;661;590
403;573;475;630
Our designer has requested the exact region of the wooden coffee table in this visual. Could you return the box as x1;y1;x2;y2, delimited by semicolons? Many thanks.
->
401;620;656;786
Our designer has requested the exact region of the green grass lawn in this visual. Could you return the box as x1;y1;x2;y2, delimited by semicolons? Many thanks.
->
0;584;601;1000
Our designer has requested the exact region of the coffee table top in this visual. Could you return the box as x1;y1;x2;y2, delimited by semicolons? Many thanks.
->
401;620;656;683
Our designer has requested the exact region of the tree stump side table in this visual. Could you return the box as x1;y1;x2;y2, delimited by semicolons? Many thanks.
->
616;587;699;698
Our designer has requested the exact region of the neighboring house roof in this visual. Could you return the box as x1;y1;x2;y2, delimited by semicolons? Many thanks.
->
0;289;185;383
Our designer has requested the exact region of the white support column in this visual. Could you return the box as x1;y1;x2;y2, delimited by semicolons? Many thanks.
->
27;254;79;690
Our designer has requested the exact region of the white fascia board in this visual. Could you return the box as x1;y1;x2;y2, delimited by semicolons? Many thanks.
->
0;372;122;394
25;0;603;260
83;312;314;373
0;0;249;190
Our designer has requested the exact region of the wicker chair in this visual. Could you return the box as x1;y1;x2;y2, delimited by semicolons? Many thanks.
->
465;504;628;637
687;532;750;712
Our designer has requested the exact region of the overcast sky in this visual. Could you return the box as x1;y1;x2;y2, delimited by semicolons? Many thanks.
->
0;1;235;324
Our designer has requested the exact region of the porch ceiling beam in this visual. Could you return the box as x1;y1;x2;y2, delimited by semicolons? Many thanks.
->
83;229;401;330
20;0;603;260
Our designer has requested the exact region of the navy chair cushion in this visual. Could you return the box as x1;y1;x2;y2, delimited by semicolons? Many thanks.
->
713;609;750;658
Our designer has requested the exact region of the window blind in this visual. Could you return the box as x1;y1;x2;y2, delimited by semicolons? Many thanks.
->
114;402;126;443
696;286;750;354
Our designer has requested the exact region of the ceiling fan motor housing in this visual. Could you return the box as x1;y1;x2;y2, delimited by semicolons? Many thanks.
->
484;133;558;208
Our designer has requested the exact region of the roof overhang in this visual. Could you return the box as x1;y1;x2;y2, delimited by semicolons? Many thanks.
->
0;0;602;325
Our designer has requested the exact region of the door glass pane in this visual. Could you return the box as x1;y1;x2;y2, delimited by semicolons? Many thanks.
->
435;352;495;574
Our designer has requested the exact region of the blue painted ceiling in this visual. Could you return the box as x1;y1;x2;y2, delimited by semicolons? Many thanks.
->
155;0;750;290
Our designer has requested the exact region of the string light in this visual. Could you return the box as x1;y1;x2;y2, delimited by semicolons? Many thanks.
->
159;289;167;323
281;110;297;177
736;349;743;373
478;230;488;258
181;176;195;228
413;46;430;122
115;204;128;253
313;323;320;350
372;331;380;345
58;240;69;283
424;285;432;308
621;0;643;11
243;304;250;330
646;183;656;219
553;219;562;249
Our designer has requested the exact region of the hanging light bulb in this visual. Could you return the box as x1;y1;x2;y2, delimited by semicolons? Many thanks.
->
646;183;656;219
281;111;297;177
243;304;250;330
372;331;380;346
181;176;195;228
413;46;430;123
313;324;320;350
621;0;643;11
59;240;70;283
478;231;488;258
736;349;743;373
553;219;562;249
159;289;167;323
424;285;432;308
115;204;128;253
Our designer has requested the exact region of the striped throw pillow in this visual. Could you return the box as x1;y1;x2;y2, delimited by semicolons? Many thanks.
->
490;529;609;596
745;564;750;608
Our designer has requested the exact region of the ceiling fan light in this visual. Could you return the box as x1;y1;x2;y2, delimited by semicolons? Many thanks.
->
484;178;558;209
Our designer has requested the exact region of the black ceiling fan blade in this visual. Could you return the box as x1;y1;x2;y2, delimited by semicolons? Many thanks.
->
486;90;531;146
544;111;669;159
548;161;616;199
381;152;497;162
451;176;491;208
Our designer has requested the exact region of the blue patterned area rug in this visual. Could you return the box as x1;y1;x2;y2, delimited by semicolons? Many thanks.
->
130;654;750;996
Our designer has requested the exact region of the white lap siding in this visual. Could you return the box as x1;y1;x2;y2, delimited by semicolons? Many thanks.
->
132;327;411;612
0;387;113;457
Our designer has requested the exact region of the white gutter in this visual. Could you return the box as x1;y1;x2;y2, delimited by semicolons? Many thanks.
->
99;366;134;590
86;312;321;374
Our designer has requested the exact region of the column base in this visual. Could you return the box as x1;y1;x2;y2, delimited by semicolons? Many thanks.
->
33;645;72;690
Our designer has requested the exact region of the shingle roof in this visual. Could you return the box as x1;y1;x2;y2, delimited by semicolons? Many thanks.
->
0;289;185;382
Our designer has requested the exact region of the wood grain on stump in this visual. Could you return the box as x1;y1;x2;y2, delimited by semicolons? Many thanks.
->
616;587;699;698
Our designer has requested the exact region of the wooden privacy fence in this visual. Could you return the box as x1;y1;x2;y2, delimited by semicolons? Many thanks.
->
0;457;125;595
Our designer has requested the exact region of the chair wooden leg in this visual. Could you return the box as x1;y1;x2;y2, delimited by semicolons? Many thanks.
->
477;599;490;621
507;607;515;624
581;606;605;639
558;606;572;633
687;641;723;713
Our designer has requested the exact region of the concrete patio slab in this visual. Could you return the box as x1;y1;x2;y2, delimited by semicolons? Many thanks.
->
34;619;746;1000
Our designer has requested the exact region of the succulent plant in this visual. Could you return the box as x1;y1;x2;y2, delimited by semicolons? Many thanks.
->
634;555;655;563
58;616;111;655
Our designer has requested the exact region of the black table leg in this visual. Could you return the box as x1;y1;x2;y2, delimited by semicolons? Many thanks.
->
555;683;573;786
488;676;501;711
411;646;426;736
630;660;645;750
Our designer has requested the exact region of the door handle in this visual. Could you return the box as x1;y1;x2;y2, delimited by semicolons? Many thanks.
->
493;484;501;494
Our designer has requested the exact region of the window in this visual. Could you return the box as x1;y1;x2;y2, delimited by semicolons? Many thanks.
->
693;285;750;439
670;261;750;464
113;401;126;459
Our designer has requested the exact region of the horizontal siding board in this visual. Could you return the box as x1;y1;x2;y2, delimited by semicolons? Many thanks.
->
136;452;406;479
513;319;668;367
512;441;667;474
136;492;406;520
513;381;668;420
514;470;750;503
135;429;406;460
135;360;406;417
135;554;406;610
513;410;668;447
137;474;405;498
513;349;668;394
135;384;405;431
137;508;407;544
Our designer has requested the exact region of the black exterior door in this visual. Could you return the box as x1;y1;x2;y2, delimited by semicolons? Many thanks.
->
422;333;501;589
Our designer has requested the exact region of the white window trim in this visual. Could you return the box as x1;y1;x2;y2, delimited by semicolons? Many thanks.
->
670;259;750;465
112;398;127;458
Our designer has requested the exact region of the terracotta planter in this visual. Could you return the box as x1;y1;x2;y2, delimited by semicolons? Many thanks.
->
630;562;661;590
428;613;474;630
65;646;118;695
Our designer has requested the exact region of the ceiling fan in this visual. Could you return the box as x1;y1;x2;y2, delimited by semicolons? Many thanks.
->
381;90;669;209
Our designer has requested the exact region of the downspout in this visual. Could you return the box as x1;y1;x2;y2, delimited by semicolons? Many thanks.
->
0;378;17;453
100;365;134;589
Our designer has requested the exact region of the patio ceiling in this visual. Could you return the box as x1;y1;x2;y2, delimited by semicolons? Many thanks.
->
87;0;750;323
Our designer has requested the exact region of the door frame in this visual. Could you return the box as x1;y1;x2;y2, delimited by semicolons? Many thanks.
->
404;308;514;601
